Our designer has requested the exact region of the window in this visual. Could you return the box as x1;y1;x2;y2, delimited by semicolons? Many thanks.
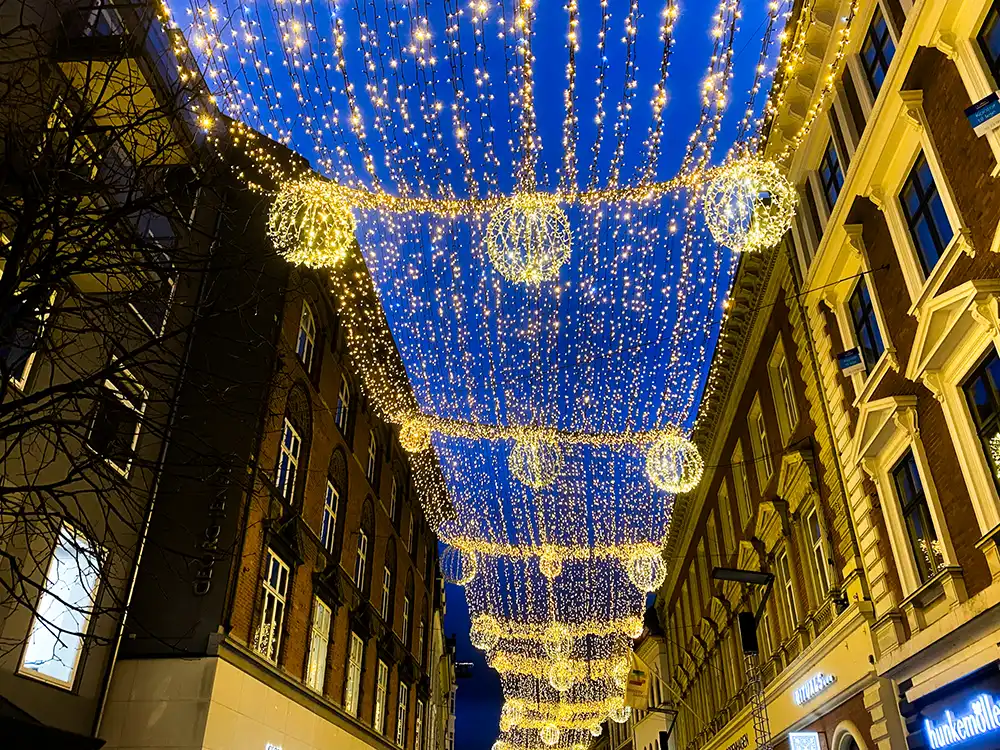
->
89;367;147;476
396;681;410;746
807;509;831;596
275;418;301;501
777;356;799;434
963;349;1000;491
979;1;1000;85
418;613;427;664
403;594;412;647
355;527;369;585
374;660;389;734
861;6;895;96
733;443;753;526
336;376;351;433
415;700;425;750
390;477;399;525
129;249;175;336
778;551;798;631
19;525;102;687
297;301;317;372
345;632;364;716
382;566;393;622
1;294;50;390
305;597;331;692
819;139;844;211
758;608;772;659
892;450;943;583
407;515;415;554
752;410;774;484
367;430;378;486
321;481;339;553
254;550;290;663
719;488;735;560
899;152;953;276
848;277;885;371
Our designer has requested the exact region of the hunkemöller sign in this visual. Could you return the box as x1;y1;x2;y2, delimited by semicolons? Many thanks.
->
925;693;1000;748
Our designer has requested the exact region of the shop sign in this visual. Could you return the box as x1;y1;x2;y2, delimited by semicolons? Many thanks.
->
265;745;282;750
789;733;821;750
793;672;836;705
723;734;748;750
837;348;865;377
924;694;1000;749
965;92;1000;137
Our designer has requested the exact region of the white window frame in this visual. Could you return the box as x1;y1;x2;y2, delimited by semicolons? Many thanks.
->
396;681;409;746
275;417;301;502
305;597;331;692
402;593;412;646
719;485;735;561
768;339;800;445
321;480;339;553
806;506;832;598
697;538;710;605
355;528;369;585
18;523;103;689
407;514;415;554
389;476;399;523
90;365;148;477
345;631;364;716
777;548;799;636
367;430;378;486
748;398;774;487
374;659;389;734
381;566;393;622
415;699;425;750
336;375;351;433
733;441;753;527
254;549;290;663
5;290;56;392
296;300;317;372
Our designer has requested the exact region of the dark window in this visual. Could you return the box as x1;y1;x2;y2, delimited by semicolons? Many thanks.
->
891;451;943;583
980;1;1000;85
963;348;1000;493
819;139;844;211
848;278;884;371
89;369;146;474
861;6;896;97
1;297;47;387
899;153;953;275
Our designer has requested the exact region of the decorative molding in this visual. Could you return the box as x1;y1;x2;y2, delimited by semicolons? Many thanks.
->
776;449;818;516
898;90;925;131
921;371;946;403
755;500;790;553
866;185;886;211
931;30;959;61
844;224;866;258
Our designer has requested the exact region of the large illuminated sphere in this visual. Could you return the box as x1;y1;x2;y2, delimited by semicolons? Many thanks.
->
499;703;523;732
538;546;563;581
590;724;604;738
645;431;704;494
703;157;796;253
625;553;668;592
268;178;356;268
509;438;563;489
399;419;431;453
608;704;632;724
542;622;574;660
441;545;477;586
485;193;572;283
547;659;576;693
470;616;500;652
539;723;560;747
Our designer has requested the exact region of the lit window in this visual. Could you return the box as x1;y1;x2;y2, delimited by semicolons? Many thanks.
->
778;551;797;630
297;301;317;372
892;451;943;583
719;488;735;558
396;681;409;746
402;594;412;647
390;477;399;524
374;659;389;734
305;597;331;692
861;6;895;96
778;357;799;432
963;349;1000;491
88;366;147;476
129;251;175;336
900;152;953;276
1;293;51;390
367;430;378;486
253;549;289;663
979;1;1000;85
275;418;301;501
758;607;771;659
733;443;753;526
848;277;885;372
753;411;773;482
418;613;427;665
19;525;102;687
807;509;830;596
335;376;351;434
415;700;425;750
321;481;339;553
381;566;393;622
345;632;364;716
354;528;369;586
818;139;843;212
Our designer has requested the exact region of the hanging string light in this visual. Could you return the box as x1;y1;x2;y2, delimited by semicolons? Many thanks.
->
625;553;668;592
509;438;564;489
441;545;478;587
702;157;797;253
485;193;573;284
267;178;357;268
645;429;705;493
539;724;561;747
398;418;432;454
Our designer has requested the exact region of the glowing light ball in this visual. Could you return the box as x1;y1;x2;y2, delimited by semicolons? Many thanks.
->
399;418;431;453
441;545;477;586
542;622;574;660
538;546;564;581
646;431;704;494
547;659;576;693
486;193;572;283
590;724;604;738
703;157;797;253
268;178;356;268
608;704;632;724
539;723;560;747
509;438;563;489
470;615;500;652
625;553;668;592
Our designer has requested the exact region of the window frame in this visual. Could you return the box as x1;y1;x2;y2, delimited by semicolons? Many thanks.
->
891;450;944;584
374;659;389;734
768;339;800;445
345;631;364;716
367;430;379;487
321;480;339;553
806;507;831;598
898;152;954;278
818;138;845;212
87;365;148;478
275;417;302;502
847;275;886;373
748;399;774;489
296;300;317;373
335;375;351;434
777;549;799;635
354;527;369;585
2;290;56;392
254;549;290;663
381;566;393;622
396;681;410;746
979;0;1000;87
860;4;896;98
305;597;331;692
402;593;412;647
732;441;753;528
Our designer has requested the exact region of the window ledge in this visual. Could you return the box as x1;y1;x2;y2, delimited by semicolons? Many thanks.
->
899;565;966;632
852;347;900;408
907;229;975;320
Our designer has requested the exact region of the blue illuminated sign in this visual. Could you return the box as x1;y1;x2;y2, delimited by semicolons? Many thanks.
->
924;694;1000;748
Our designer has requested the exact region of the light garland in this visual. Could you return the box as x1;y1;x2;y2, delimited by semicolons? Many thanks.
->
702;157;797;253
548;659;576;693
440;545;478;587
398;419;432;454
590;724;603;738
645;430;705;494
625;553;668;593
509;438;564;489
485;194;573;284
608;704;633;724
267;178;357;268
540;724;560;747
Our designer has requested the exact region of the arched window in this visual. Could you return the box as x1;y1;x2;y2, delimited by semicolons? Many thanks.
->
335;375;351;435
276;386;311;505
296;300;317;372
354;497;375;595
381;537;397;624
403;569;415;648
327;448;348;555
419;594;428;666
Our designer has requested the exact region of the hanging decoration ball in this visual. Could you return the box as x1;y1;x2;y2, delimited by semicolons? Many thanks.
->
539;723;561;747
590;724;604;738
625;552;668;593
469;615;500;652
267;178;357;268
398;418;432;453
499;702;523;732
538;545;564;581
547;659;576;693
441;545;477;587
703;157;797;254
509;437;563;489
608;704;633;724
485;192;572;284
626;616;646;639
542;622;574;661
645;430;704;494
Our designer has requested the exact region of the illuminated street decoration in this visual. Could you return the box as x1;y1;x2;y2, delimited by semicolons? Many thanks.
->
703;157;797;253
441;546;477;587
486;194;573;284
645;431;705;494
267;179;356;268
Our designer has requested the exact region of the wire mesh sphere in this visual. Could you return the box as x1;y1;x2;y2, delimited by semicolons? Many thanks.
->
399;419;432;453
485;193;572;284
645;431;704;494
499;702;524;732
268;178;357;268
539;723;561;747
608;704;632;724
470;615;500;652
509;438;563;489
625;553;668;593
441;545;477;586
538;546;564;581
590;724;604;738
547;659;576;693
703;157;797;253
542;622;574;660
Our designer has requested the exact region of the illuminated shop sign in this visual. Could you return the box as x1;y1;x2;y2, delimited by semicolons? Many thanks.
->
789;733;821;750
723;734;748;750
924;694;1000;749
793;672;836;705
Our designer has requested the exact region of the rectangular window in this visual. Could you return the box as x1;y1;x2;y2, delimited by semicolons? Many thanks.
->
336;376;351;433
861;5;896;96
758;608;772;659
900;152;954;276
819;139;844;212
254;549;290;663
407;515;415;555
963;349;1000;491
778;551;798;631
390;477;399;524
129;247;175;336
980;1;1000;85
275;418;301;501
374;659;389;734
321;481;339;553
19;525;102;688
719;488;735;560
381;566;393;622
297;302;316;372
367;430;378;486
848;277;885;371
754;411;774;482
733;443;753;526
403;594;412;647
1;293;51;390
89;366;147;476
355;528;369;585
807;509;830;596
415;700;425;750
396;682;409;746
778;356;799;432
305;597;331;692
345;632;364;716
892;451;943;583
418;616;426;665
